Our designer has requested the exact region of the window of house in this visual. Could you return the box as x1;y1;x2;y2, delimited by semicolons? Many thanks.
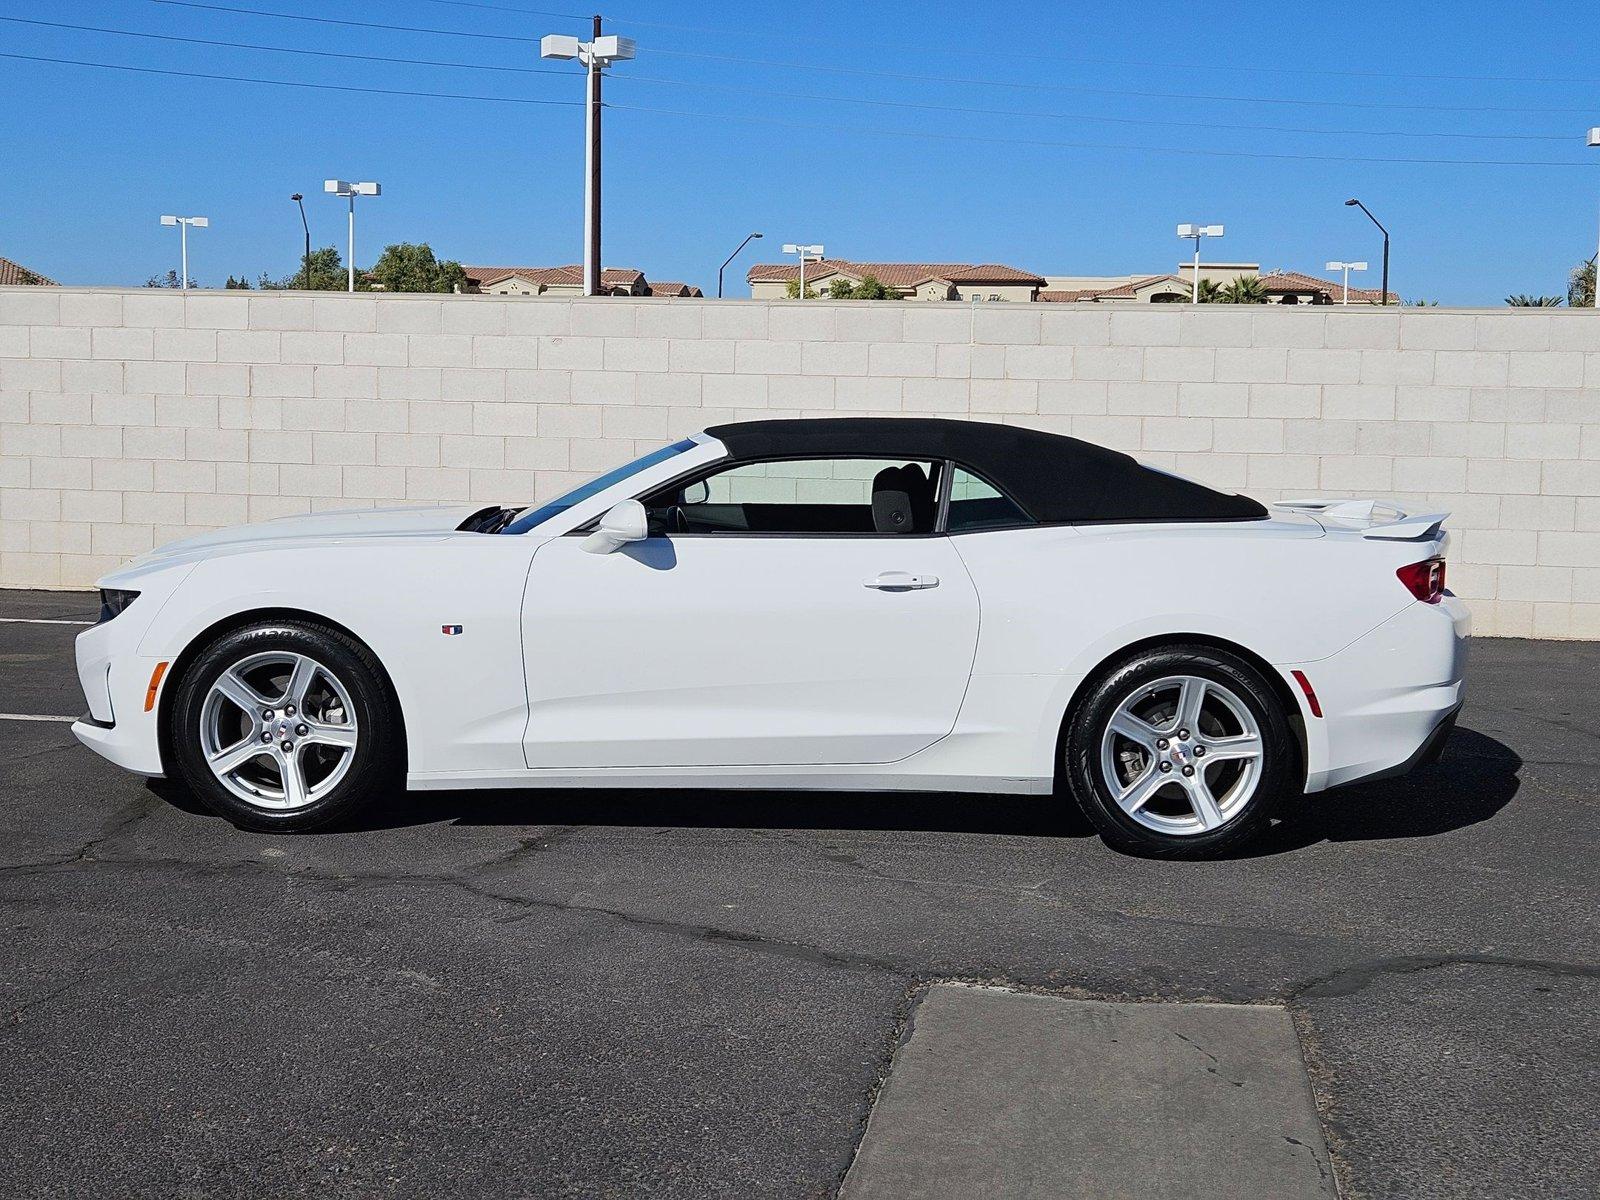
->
642;458;943;536
946;467;1031;532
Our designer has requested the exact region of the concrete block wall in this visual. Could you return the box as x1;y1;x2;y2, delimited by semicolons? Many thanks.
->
2;286;1598;637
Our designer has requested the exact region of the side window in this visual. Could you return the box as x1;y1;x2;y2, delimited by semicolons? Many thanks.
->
644;458;941;535
946;467;1030;532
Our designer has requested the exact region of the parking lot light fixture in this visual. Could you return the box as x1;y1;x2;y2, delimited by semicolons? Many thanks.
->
1176;223;1224;303
542;22;636;297
324;180;381;292
159;214;208;290
1587;129;1600;307
1325;260;1369;305
781;242;824;298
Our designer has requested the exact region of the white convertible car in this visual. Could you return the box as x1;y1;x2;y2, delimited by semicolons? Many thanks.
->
73;417;1468;856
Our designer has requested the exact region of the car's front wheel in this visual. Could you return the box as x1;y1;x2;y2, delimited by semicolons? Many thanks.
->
1064;644;1296;857
168;620;401;832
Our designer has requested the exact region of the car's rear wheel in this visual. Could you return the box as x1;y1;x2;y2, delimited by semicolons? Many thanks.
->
1064;645;1295;857
168;620;401;832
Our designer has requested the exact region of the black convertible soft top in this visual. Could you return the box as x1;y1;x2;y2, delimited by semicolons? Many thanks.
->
705;418;1267;525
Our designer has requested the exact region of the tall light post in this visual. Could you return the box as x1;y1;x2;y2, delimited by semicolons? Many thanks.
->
1587;129;1600;307
717;231;763;299
1325;260;1369;305
781;243;824;298
290;193;311;289
1177;223;1224;303
1344;199;1390;306
324;179;380;292
541;23;635;297
159;214;208;289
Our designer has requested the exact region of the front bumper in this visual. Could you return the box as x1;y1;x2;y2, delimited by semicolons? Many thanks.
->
71;609;170;778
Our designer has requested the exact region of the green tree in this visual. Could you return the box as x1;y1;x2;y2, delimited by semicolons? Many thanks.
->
851;274;894;300
259;245;354;291
1195;278;1224;304
1568;259;1596;308
1218;274;1268;304
785;277;818;299
224;275;252;290
826;276;857;299
144;269;196;289
367;242;467;293
1504;293;1563;307
1408;298;1440;307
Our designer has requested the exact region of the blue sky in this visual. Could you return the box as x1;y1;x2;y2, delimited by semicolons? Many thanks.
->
2;0;1598;303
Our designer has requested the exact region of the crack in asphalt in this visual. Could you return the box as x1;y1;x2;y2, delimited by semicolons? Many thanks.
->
1289;952;1600;1000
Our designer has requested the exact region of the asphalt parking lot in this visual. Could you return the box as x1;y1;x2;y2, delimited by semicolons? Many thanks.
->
2;588;1596;1198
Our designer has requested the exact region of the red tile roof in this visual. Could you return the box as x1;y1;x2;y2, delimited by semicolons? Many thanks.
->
1039;274;1189;302
646;281;704;297
746;259;1044;287
0;254;56;286
1259;270;1398;305
463;264;647;289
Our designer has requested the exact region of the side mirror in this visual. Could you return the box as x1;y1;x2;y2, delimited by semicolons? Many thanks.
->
581;499;649;554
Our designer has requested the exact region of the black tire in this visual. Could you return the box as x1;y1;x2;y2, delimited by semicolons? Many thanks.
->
1064;643;1296;858
167;619;402;832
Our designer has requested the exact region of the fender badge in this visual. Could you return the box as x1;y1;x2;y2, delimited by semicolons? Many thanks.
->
442;625;463;636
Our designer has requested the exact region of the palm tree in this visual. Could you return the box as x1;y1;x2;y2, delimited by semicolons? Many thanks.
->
1195;278;1223;304
1218;274;1268;304
1504;294;1564;307
1568;259;1596;308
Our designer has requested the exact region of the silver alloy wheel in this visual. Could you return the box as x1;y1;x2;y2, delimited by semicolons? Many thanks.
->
198;651;359;811
1098;674;1264;836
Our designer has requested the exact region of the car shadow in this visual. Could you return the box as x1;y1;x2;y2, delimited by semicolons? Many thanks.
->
147;727;1521;854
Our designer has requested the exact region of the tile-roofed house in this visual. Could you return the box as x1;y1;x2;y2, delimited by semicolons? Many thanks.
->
462;265;650;296
1258;269;1398;306
644;281;704;298
747;260;1046;302
1039;274;1193;303
0;254;57;286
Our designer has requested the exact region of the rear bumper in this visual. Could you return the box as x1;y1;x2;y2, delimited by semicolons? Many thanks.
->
1293;595;1469;793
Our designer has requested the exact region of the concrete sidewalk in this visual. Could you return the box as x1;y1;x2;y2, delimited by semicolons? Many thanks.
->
843;985;1334;1199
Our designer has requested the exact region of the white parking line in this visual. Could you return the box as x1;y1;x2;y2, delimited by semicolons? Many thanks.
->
0;713;78;723
0;617;94;626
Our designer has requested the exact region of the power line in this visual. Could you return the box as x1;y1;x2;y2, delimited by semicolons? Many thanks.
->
145;0;552;41
606;101;1595;169
0;51;581;105
612;73;1569;143
636;48;1600;117
0;16;570;75
3;15;1566;141
5;48;1589;166
420;0;1600;82
138;0;1600;116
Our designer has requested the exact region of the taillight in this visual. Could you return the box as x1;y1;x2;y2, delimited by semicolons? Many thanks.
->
1396;557;1446;604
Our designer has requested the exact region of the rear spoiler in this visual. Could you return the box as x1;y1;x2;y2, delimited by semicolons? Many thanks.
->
1273;498;1449;542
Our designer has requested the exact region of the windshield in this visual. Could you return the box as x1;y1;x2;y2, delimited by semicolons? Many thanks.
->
502;437;700;534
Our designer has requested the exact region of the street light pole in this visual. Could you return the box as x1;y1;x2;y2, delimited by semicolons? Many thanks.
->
717;232;764;298
542;24;635;298
291;193;311;288
160;214;208;288
1176;223;1224;303
324;180;381;292
1345;199;1390;305
1587;130;1600;307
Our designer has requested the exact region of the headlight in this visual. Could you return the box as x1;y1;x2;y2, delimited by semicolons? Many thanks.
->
98;589;140;623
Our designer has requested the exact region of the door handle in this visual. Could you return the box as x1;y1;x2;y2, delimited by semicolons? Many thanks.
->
864;571;940;591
